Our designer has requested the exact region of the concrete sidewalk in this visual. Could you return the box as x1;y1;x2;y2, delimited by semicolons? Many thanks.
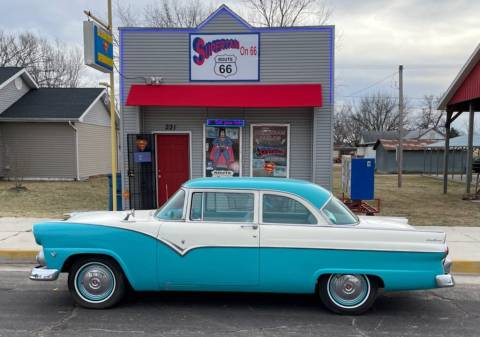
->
1;217;479;273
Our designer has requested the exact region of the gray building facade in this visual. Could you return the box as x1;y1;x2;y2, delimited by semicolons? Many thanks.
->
119;5;334;209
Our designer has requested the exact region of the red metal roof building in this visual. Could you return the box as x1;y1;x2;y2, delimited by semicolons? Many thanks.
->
438;44;480;197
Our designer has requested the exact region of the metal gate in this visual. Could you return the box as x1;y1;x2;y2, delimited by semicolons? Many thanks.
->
127;134;156;210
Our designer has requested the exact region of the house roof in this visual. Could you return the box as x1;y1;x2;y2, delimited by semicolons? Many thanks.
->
360;130;405;144
427;135;480;149
373;139;437;151
0;88;105;121
0;67;23;84
437;44;480;110
404;128;444;139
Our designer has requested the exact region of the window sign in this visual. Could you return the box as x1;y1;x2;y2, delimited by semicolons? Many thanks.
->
207;119;245;127
190;33;259;81
251;125;289;178
205;126;241;177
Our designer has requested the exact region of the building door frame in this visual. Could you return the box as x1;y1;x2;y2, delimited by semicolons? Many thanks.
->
153;131;192;208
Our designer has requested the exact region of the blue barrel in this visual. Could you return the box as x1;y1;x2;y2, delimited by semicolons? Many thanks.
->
108;173;123;211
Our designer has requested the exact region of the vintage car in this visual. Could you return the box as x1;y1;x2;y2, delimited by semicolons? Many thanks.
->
30;177;453;314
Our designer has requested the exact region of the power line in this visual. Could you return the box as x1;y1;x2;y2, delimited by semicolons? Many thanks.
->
346;71;397;97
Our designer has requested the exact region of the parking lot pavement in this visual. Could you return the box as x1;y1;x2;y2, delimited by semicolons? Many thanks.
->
0;267;479;337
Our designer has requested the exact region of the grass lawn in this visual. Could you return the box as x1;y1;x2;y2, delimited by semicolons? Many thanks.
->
0;177;108;218
0;169;478;225
332;165;480;226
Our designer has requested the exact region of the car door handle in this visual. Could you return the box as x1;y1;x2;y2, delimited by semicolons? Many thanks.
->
240;225;258;230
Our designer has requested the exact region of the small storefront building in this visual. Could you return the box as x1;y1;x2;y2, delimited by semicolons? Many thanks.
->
119;5;334;209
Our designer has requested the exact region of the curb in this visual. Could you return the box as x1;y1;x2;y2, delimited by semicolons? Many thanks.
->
451;261;480;274
0;249;38;263
0;249;480;274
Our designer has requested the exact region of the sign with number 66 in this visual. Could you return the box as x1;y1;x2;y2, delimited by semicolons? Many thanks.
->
214;55;237;78
190;33;259;81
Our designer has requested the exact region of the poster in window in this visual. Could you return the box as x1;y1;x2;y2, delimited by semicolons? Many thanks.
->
205;126;241;177
252;125;289;178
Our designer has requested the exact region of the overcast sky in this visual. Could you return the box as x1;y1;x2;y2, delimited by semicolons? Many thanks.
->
1;0;479;130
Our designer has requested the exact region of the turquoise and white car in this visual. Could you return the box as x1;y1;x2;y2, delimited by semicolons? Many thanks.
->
30;178;453;314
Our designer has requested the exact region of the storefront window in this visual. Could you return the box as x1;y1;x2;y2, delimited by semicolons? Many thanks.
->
204;126;241;177
251;124;289;178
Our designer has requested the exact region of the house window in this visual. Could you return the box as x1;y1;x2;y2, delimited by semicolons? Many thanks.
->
251;124;289;178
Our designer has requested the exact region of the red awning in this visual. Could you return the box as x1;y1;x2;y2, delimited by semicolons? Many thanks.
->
126;84;322;108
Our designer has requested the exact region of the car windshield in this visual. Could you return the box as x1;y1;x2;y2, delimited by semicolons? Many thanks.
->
155;189;186;221
322;196;358;225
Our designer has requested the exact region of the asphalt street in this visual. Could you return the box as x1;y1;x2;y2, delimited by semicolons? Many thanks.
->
0;266;479;337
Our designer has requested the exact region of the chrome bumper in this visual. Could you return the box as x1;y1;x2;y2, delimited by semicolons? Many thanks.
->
436;274;455;288
29;266;60;281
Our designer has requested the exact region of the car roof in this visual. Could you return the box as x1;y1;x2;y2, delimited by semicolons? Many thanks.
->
183;177;331;208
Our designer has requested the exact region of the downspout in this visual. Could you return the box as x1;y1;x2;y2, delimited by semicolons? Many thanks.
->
68;121;80;180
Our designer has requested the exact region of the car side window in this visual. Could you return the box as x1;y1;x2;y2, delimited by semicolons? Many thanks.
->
190;192;254;223
190;192;203;220
155;189;186;221
262;194;317;224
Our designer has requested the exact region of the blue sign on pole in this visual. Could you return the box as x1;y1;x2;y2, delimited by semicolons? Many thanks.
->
83;21;113;73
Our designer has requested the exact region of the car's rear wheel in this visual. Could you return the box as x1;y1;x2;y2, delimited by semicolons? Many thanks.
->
318;274;377;315
68;256;125;309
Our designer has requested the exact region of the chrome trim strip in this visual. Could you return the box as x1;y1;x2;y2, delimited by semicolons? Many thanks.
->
35;250;45;266
436;274;455;288
443;256;452;274
29;266;60;281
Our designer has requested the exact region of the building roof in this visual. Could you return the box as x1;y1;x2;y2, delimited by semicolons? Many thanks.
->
373;139;437;151
437;44;480;110
0;67;38;89
427;135;480;149
0;67;23;84
0;88;105;121
360;130;406;144
404;128;444;140
183;177;331;208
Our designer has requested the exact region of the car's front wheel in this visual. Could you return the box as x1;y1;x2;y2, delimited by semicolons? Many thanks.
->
68;256;126;309
319;274;377;315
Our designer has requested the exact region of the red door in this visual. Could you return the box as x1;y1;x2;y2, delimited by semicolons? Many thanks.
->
156;134;190;207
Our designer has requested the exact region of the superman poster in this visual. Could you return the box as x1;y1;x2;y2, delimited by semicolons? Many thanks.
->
251;125;289;178
205;126;241;177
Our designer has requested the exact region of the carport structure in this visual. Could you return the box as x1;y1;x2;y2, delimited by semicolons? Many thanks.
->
438;44;480;197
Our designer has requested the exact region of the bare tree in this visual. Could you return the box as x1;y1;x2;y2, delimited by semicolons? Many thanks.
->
334;103;362;146
0;30;83;88
243;0;331;27
416;95;444;130
116;0;213;28
351;93;408;132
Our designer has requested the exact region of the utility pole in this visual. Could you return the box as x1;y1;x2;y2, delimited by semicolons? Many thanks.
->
107;0;117;211
397;65;404;188
84;1;117;210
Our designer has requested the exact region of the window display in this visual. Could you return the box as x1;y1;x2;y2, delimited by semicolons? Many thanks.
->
251;124;289;178
205;126;241;177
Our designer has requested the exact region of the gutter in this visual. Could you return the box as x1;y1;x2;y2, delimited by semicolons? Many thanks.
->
68;121;80;180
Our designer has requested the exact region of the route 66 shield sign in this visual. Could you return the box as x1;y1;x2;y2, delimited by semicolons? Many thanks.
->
214;55;237;78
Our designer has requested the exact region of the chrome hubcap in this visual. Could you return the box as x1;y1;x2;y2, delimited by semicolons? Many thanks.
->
75;263;115;303
327;274;370;309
